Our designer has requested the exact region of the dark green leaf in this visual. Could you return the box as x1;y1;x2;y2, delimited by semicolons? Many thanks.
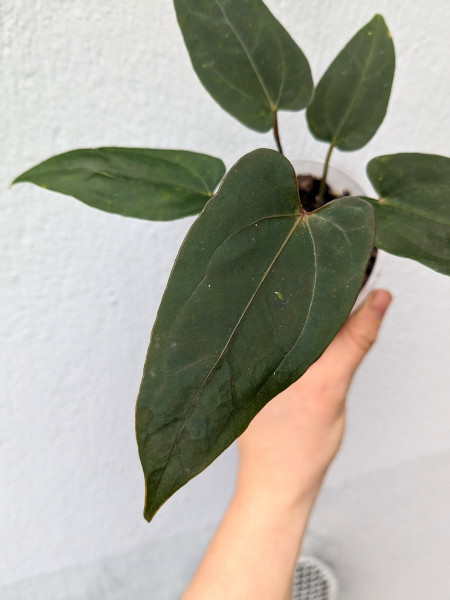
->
136;149;375;521
13;148;226;221
307;14;395;150
366;153;450;275
174;0;313;132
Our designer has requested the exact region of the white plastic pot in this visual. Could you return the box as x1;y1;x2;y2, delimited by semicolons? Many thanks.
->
290;159;384;312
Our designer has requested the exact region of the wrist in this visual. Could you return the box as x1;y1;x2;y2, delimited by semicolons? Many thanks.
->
236;454;327;514
234;464;322;521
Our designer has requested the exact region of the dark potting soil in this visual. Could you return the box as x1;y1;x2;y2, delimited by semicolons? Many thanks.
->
297;174;377;286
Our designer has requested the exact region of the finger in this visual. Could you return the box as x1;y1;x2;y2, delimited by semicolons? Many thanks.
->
317;289;392;377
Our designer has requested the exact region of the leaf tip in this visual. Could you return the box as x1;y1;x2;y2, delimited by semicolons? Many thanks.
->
370;14;390;35
143;480;158;523
11;168;36;187
372;13;387;24
10;174;23;187
143;507;155;523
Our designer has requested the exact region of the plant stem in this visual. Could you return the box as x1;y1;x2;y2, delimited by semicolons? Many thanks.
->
317;143;335;205
273;112;284;155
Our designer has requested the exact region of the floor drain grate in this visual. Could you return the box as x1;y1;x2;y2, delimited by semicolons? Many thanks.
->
292;556;337;600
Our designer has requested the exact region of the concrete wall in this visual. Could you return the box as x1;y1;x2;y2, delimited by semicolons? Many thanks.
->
1;1;449;597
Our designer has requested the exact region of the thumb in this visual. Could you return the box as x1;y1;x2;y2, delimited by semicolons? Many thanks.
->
318;289;392;377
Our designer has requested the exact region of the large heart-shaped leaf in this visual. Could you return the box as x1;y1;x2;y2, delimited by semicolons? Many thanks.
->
173;0;313;132
366;153;450;275
136;149;375;521
307;14;395;150
13;148;226;221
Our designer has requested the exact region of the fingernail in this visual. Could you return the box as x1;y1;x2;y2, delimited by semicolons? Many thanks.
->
369;289;392;318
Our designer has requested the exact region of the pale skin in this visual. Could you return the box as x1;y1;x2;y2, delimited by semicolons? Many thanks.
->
183;289;392;600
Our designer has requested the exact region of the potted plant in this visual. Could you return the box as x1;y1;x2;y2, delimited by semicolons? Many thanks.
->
13;0;450;524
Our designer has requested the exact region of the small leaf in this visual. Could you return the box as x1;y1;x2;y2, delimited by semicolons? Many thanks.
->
174;0;313;132
13;148;226;221
136;149;375;521
366;153;450;275
307;14;395;150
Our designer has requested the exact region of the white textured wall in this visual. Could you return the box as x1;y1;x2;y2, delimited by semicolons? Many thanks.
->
1;1;449;598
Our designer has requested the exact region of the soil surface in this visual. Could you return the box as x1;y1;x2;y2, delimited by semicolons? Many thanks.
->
297;174;377;286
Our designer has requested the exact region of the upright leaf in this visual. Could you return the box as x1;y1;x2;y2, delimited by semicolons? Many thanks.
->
366;153;450;275
13;148;226;221
174;0;313;132
136;149;375;521
307;15;395;150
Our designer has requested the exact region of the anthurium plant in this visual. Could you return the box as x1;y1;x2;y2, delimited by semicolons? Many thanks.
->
13;1;450;522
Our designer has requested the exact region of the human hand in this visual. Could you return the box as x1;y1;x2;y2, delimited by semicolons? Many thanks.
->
237;289;392;509
183;289;392;600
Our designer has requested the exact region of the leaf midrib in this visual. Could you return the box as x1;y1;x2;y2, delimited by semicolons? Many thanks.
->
332;19;381;145
152;213;303;499
19;167;213;198
378;195;450;226
17;150;220;196
213;0;277;110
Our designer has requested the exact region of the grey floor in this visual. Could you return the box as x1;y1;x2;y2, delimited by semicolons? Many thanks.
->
2;451;449;600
